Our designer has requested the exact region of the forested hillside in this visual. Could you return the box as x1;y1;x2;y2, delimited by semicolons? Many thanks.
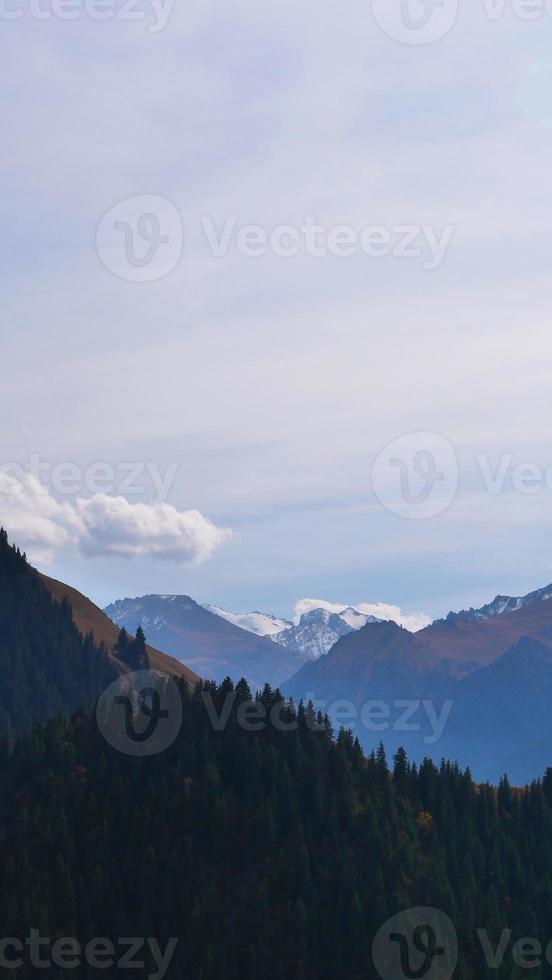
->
0;529;118;734
2;678;552;979
41;572;200;685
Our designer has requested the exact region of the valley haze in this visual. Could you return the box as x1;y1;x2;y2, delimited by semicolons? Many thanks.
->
101;578;552;783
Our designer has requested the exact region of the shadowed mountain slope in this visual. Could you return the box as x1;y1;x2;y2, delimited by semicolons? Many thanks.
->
40;574;200;685
105;594;304;690
284;596;552;782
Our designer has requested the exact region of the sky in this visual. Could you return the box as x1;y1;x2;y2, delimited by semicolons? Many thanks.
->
2;0;552;622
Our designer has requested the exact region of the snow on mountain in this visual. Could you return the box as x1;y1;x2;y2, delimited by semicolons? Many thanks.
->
204;598;432;661
446;583;552;624
339;606;379;630
203;606;292;637
104;595;303;690
104;595;190;632
293;599;432;634
203;601;381;660
108;594;432;668
272;608;361;660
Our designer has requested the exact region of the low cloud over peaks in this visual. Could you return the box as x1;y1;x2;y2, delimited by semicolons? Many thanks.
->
294;598;431;633
0;472;233;565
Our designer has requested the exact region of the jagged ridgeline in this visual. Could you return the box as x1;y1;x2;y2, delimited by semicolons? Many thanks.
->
0;529;118;733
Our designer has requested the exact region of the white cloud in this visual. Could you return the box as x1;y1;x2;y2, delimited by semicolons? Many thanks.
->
0;472;81;562
76;494;233;562
293;598;431;633
0;473;233;565
354;603;432;633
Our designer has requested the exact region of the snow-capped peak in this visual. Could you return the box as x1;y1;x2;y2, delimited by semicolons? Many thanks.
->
203;605;292;638
446;583;552;624
205;601;387;662
204;597;432;662
339;606;382;630
292;598;431;633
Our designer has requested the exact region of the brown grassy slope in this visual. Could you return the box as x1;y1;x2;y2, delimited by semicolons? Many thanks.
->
420;596;552;669
39;572;200;686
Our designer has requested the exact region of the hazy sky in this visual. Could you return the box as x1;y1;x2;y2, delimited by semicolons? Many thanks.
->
2;0;552;620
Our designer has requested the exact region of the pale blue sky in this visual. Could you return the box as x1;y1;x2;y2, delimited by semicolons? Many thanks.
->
2;1;552;621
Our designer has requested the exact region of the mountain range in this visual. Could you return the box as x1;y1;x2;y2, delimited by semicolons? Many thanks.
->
285;583;552;782
104;587;552;780
444;582;552;623
104;594;304;690
104;596;387;687
206;602;383;658
4;526;552;977
4;521;552;783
